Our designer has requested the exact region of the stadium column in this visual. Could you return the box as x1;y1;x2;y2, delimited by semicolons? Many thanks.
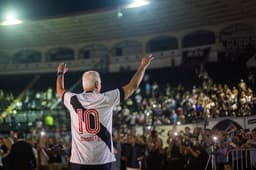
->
74;47;79;60
9;50;16;64
178;36;182;50
142;39;147;54
41;49;47;63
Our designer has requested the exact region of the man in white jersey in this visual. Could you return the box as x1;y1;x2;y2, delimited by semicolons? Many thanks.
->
56;54;153;170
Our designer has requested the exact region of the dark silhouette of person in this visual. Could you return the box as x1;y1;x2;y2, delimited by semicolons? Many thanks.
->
6;131;36;170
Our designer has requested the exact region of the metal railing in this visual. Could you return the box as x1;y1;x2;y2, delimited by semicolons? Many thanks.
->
227;148;256;170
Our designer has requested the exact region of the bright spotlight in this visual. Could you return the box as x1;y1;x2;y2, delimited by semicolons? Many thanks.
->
213;136;218;142
40;131;45;136
126;0;150;9
1;11;23;26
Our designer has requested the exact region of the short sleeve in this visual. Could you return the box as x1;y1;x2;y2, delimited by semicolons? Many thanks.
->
62;91;75;109
103;88;124;106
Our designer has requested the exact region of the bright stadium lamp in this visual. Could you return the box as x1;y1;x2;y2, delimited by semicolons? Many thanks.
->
126;0;150;9
1;10;23;26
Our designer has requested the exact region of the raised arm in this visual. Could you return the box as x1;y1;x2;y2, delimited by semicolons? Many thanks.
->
122;54;153;100
56;63;68;98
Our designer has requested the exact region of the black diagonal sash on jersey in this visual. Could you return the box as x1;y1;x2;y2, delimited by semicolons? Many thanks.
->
70;96;112;152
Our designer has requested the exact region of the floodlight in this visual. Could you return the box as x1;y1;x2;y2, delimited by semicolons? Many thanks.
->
126;0;150;9
1;10;23;26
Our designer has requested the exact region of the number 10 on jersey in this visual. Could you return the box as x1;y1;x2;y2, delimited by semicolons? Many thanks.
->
77;108;100;135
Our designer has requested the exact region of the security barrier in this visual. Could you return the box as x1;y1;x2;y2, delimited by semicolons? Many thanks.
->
227;148;256;170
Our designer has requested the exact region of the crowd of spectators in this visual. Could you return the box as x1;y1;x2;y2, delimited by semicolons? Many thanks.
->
113;71;256;127
112;125;256;170
0;87;65;130
0;130;71;170
0;90;14;114
0;87;62;113
0;125;255;170
0;70;256;130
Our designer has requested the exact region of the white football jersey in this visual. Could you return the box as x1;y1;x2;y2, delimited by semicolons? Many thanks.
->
62;88;123;165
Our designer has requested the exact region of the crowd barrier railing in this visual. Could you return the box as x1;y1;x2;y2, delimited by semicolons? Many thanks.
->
227;148;256;170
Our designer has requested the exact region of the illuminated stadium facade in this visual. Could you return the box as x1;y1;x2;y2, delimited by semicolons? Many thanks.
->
0;0;255;74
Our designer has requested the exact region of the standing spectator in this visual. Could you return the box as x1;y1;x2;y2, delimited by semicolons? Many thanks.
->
123;135;139;170
183;136;208;170
5;131;36;170
28;138;38;170
247;128;256;147
38;136;49;170
146;130;164;170
123;134;145;170
215;140;228;170
47;137;62;164
166;135;183;170
0;136;8;170
113;131;122;170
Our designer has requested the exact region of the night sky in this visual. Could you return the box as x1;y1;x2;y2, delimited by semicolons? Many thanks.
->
0;0;132;20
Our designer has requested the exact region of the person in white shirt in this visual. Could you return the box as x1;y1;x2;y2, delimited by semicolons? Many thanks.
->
56;54;153;170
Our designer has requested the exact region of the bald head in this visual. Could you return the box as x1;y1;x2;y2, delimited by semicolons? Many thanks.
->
82;71;101;93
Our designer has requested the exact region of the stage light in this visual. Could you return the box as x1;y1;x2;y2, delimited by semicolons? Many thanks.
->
126;0;150;9
1;10;23;26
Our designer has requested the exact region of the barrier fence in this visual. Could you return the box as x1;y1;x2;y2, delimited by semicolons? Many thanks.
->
227;148;256;170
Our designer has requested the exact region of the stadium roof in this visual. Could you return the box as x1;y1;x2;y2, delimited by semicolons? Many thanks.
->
0;0;256;49
0;0;129;19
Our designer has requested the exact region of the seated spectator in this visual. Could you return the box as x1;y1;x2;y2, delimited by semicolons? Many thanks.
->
244;128;256;148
